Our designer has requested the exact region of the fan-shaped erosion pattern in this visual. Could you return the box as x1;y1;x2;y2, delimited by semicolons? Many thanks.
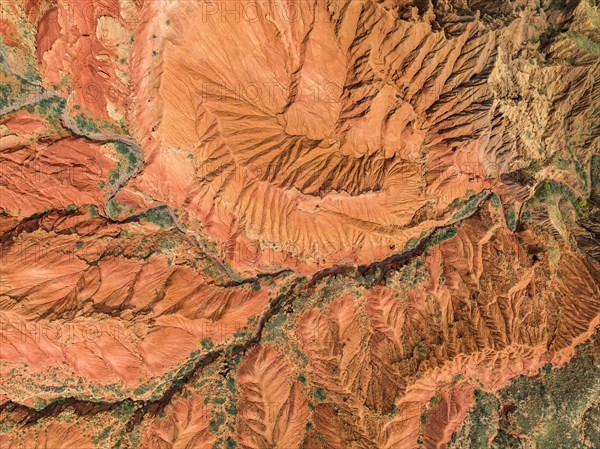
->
1;0;599;448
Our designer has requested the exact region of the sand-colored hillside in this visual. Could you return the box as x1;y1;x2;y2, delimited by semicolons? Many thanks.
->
1;0;599;448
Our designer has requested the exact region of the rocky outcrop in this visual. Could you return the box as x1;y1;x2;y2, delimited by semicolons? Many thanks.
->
1;0;598;448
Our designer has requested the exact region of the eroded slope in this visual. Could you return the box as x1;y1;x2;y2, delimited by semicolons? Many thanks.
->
0;0;599;448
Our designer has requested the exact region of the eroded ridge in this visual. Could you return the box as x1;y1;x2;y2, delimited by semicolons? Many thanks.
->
1;0;599;448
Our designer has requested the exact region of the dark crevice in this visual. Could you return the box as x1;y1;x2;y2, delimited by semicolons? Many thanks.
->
1;193;491;429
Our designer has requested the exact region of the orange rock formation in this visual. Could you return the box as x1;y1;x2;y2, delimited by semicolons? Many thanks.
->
0;0;598;447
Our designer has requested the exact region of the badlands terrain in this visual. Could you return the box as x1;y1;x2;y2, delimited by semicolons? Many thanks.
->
0;0;599;447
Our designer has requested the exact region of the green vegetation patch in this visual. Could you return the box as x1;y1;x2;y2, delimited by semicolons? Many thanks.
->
505;206;516;231
426;226;458;249
449;329;600;448
74;114;101;134
452;191;489;220
141;206;174;229
107;141;141;188
571;31;600;56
